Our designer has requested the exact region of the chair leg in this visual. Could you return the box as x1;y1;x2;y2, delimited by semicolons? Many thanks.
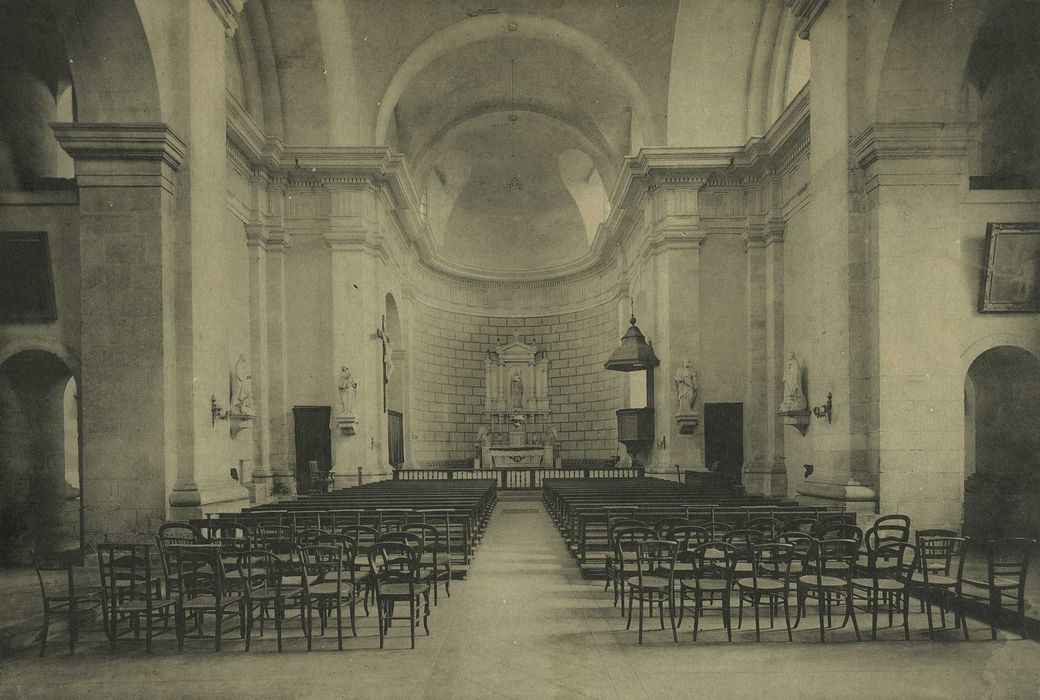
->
638;596;644;645
307;602;314;652
625;591;634;630
847;594;861;641
817;591;826;643
423;592;431;635
275;601;283;653
409;597;416;649
176;606;185;652
870;590;878;641
902;590;911;641
214;606;222;652
692;598;701;641
68;600;77;656
39;606;49;658
349;598;358;637
723;595;732;642
336;598;343;651
146;609;154;653
783;597;793;642
925;594;935;641
377;598;384;650
669;594;677;643
753;595;761;642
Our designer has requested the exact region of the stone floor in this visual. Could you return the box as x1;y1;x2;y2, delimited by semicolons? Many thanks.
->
2;498;1040;699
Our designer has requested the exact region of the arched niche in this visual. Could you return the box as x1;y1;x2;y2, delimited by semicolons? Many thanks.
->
0;350;82;565
963;345;1040;541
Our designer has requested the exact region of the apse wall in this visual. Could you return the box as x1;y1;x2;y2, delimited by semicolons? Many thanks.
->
411;301;624;465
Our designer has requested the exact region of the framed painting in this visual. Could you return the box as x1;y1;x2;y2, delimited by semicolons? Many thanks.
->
979;223;1040;313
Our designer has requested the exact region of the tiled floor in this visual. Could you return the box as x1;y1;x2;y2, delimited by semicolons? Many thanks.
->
2;500;1040;699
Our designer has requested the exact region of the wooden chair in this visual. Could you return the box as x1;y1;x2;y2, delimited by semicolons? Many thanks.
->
747;517;783;540
676;541;737;641
611;525;657;614
852;541;918;640
299;543;354;650
624;539;679;644
33;550;104;656
368;541;430;649
156;522;204;596
794;538;861;642
737;542;795;642
604;517;647;593
404;523;451;605
341;524;380;614
238;549;307;651
781;516;818;535
962;537;1035;640
169;543;248;651
97;543;176;652
912;534;969;640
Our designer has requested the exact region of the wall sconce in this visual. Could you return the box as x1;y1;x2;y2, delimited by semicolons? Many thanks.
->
211;395;230;426
812;392;832;423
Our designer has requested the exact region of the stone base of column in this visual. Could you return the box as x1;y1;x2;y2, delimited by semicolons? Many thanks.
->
168;479;251;520
742;456;787;498
250;474;276;504
796;479;879;522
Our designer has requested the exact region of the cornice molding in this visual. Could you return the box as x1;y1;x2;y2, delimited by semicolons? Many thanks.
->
852;122;977;169
52;122;187;168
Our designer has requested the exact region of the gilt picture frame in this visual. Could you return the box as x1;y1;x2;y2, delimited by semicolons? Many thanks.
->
979;222;1040;313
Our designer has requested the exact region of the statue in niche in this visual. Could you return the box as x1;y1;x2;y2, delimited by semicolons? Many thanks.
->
509;370;524;409
474;424;491;446
338;366;357;416
673;359;697;412
233;354;255;415
780;352;808;412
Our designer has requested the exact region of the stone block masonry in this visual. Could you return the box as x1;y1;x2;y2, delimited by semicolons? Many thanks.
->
412;302;623;464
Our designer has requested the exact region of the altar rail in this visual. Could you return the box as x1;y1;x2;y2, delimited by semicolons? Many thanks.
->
394;467;646;490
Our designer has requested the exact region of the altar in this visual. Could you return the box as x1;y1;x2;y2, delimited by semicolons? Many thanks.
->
475;336;559;468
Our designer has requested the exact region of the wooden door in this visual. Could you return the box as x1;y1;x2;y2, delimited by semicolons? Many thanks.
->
388;410;404;469
704;402;743;485
292;406;331;494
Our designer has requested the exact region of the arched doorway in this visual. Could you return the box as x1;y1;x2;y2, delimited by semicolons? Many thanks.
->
384;293;406;470
0;350;82;565
963;345;1040;541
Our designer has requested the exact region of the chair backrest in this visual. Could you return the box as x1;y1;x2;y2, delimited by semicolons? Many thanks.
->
702;521;734;539
653;517;691;539
865;521;911;551
746;517;782;539
378;531;425;557
668;524;710;550
237;549;282;595
296;528;330;548
256;524;295;555
917;534;969;581
815;522;863;547
613;526;658;569
988;537;1036;585
33;550;80;603
157;522;203;546
377;509;412;534
403;523;442;557
607;518;647;546
368;541;420;593
169;543;230;601
299;543;344;597
317;532;358;574
751;542;794;586
98;543;161;609
812;537;860;581
678;541;737;584
633;539;678;588
782;516;819;535
867;541;918;583
874;514;911;530
340;525;380;554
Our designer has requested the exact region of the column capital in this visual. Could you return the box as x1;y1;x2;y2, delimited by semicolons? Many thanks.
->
52;122;186;192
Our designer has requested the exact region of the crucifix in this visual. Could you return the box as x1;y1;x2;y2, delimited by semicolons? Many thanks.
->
376;315;394;411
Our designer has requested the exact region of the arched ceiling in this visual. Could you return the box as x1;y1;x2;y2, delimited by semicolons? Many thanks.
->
228;0;814;279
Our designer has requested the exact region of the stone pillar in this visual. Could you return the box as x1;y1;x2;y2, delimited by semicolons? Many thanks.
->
742;176;788;496
325;178;382;477
645;177;706;475
794;0;877;515
53;123;185;543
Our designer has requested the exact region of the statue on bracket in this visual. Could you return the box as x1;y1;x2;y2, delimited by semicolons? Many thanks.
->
338;366;357;416
779;352;808;413
673;359;698;411
232;354;255;416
